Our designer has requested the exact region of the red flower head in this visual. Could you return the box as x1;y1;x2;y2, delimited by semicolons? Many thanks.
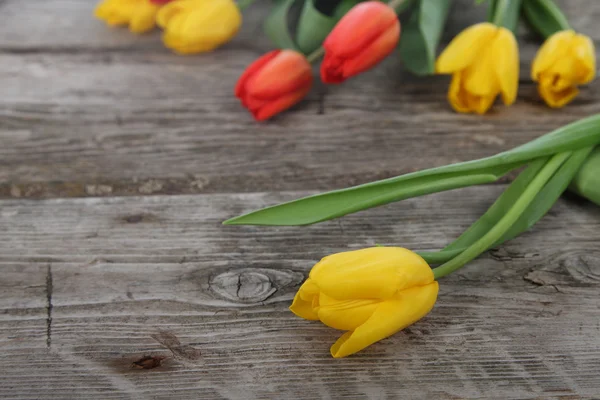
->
236;50;313;121
321;1;400;84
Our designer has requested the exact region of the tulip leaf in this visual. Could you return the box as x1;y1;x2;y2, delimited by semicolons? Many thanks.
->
296;0;340;54
488;0;523;33
224;114;600;226
399;0;451;75
569;146;600;206
522;0;570;38
264;0;301;50
420;147;594;265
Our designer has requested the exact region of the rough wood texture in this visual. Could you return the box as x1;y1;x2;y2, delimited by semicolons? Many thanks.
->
1;189;600;399
1;0;599;198
1;0;600;399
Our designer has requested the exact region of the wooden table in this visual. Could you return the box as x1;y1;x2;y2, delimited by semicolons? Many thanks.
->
1;1;599;398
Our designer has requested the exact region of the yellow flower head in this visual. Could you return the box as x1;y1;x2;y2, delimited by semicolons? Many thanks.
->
157;0;242;55
436;22;519;114
290;247;439;358
532;30;596;108
94;0;160;34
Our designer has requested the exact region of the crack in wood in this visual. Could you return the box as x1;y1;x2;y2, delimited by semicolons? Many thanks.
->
45;264;53;349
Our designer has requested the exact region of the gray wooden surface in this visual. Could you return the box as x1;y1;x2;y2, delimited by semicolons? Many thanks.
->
1;0;599;399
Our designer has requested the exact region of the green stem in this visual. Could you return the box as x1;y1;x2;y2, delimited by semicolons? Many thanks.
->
306;47;325;64
304;0;407;64
432;151;571;280
531;0;570;31
237;0;256;10
490;0;523;32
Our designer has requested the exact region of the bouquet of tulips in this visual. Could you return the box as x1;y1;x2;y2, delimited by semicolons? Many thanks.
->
95;0;595;120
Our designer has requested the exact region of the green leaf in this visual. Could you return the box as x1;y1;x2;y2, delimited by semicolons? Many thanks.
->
420;147;594;264
264;0;301;50
224;114;600;226
296;0;339;54
399;0;451;75
522;0;570;38
489;0;522;33
569;146;600;206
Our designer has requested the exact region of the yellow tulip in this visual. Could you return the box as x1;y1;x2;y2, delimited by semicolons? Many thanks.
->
436;22;519;114
532;30;596;108
157;0;242;55
290;247;439;358
94;0;160;34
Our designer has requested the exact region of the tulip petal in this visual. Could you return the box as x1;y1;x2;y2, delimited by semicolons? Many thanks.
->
539;83;579;108
436;23;497;74
447;72;471;113
246;50;313;99
531;30;574;80
310;247;433;300
235;50;280;98
572;34;596;84
493;28;519;105
324;2;398;59
317;293;380;331
289;279;320;320
463;44;498;96
341;20;400;80
252;84;311;121
330;282;439;358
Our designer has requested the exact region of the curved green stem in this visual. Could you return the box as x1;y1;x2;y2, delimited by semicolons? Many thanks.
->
491;0;523;32
433;151;571;280
527;0;570;31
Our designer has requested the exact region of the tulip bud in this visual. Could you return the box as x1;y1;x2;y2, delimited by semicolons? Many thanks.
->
94;0;160;34
532;30;596;108
156;0;242;54
290;247;438;358
320;1;401;84
235;50;313;121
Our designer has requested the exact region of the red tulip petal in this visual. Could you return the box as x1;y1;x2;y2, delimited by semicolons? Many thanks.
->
245;50;312;99
235;50;280;98
324;2;398;59
253;85;311;121
342;20;400;78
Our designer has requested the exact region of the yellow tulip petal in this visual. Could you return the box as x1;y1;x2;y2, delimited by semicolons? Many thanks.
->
447;72;471;113
531;30;574;80
317;293;380;331
539;83;579;108
493;28;519;105
156;1;187;28
463;44;498;96
310;247;433;301
436;23;497;74
572;34;596;84
330;282;439;358
289;279;320;320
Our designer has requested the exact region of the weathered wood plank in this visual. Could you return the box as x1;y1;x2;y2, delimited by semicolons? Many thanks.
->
1;189;599;399
0;0;598;51
1;50;598;199
1;1;599;198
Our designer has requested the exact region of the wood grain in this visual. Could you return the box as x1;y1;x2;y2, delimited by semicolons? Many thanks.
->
1;189;599;399
1;0;599;198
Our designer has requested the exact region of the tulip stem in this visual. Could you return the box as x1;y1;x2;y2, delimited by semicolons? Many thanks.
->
432;151;571;280
306;47;325;64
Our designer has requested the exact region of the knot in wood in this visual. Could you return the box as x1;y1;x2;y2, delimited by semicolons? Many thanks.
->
209;268;302;304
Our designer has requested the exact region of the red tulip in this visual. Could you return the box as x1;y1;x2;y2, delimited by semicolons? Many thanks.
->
235;50;313;121
321;1;400;84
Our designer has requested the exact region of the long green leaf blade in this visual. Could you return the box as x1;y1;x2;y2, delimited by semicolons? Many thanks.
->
264;0;301;50
399;0;451;75
224;114;600;226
